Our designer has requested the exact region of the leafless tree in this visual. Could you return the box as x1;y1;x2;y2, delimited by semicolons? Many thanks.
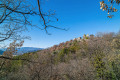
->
0;0;65;43
0;40;23;77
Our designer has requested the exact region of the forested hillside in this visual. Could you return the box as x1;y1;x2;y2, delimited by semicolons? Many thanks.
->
0;0;120;80
1;32;120;80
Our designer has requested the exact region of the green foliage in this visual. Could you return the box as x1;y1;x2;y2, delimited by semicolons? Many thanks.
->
57;48;70;62
112;38;120;49
53;51;57;55
109;55;120;80
69;40;80;53
93;55;117;80
83;34;89;39
93;55;106;79
104;71;117;80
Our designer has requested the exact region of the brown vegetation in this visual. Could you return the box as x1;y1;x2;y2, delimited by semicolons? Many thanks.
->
1;32;120;80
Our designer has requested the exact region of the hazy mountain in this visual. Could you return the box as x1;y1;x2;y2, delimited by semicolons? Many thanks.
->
16;47;43;55
0;50;4;55
0;47;43;55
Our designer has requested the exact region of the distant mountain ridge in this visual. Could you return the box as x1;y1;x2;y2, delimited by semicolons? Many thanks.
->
0;50;4;55
16;47;43;55
0;47;43;55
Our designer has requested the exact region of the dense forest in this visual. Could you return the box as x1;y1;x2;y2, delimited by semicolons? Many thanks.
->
1;32;120;80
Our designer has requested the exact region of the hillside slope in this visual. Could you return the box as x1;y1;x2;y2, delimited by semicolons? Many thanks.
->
1;33;120;80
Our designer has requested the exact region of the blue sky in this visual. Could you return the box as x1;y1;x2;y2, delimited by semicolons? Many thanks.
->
22;0;120;48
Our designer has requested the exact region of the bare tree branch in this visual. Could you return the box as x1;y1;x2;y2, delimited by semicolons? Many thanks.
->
0;56;38;63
